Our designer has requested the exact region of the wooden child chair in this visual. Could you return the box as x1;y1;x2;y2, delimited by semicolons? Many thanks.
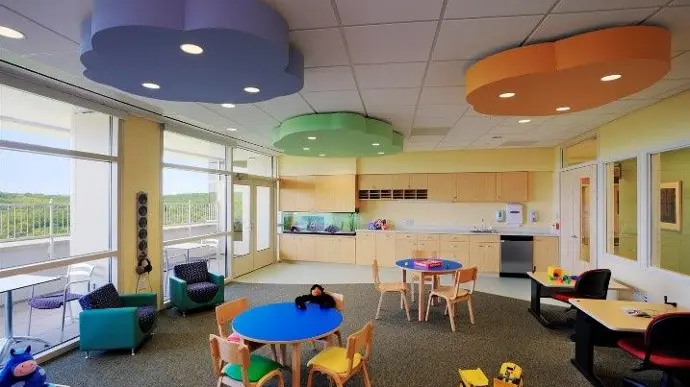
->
426;267;477;331
209;334;284;387
216;298;279;361
306;321;374;387
372;259;411;321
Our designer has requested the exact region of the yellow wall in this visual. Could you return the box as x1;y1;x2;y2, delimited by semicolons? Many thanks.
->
279;156;356;176
118;116;163;306
658;147;690;275
359;171;555;228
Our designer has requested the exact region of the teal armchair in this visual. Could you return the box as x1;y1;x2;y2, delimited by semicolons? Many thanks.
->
169;261;224;315
78;284;157;357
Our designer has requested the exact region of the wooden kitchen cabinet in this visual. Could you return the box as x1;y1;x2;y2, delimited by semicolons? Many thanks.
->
336;237;356;264
409;174;428;189
279;176;314;211
359;174;393;190
313;236;333;262
483;243;501;273
375;232;396;267
533;236;559;272
456;172;496;202
469;242;485;271
469;235;500;273
427;173;457;202
391;174;410;189
299;236;317;261
313;175;357;212
440;240;470;263
496;172;529;202
395;233;418;261
355;231;375;265
279;234;300;261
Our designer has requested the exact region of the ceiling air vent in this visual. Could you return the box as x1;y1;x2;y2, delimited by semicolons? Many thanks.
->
500;140;538;147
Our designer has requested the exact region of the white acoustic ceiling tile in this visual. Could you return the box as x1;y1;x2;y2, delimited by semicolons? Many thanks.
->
254;94;314;121
416;104;467;118
419;86;468;105
354;62;427;89
413;115;459;128
208;104;280;124
303;66;357;91
360;88;419;106
488;125;535;135
335;0;444;26
407;135;446;143
290;29;349;67
623;79;690;100
424;60;471;87
666;52;690;79
404;141;440;151
345;22;438;64
496;116;552;126
445;0;557;19
586;99;646;115
433;16;542;60
302;90;364;113
527;8;658;44
671;0;690;5
0;7;78;56
0;0;92;42
553;0;667;13
262;0;338;30
24;51;84;75
366;105;416;128
648;6;690;51
452;115;505;132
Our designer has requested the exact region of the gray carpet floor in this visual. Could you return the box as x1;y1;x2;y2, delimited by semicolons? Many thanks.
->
43;283;668;387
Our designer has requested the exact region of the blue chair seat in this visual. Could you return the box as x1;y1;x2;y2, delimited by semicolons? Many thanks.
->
187;282;219;304
137;306;157;332
29;291;82;309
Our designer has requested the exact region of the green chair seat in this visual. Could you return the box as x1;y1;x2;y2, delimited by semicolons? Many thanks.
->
223;354;281;382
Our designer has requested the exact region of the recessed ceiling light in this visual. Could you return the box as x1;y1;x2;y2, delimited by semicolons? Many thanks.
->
601;74;622;82
372;143;380;146
221;103;235;108
518;119;531;124
499;92;516;99
142;82;160;90
303;147;310;151
244;86;260;93
307;136;316;140
556;106;571;112
0;26;25;39
227;127;238;132
318;154;326;157
180;43;203;55
377;152;385;155
492;136;503;139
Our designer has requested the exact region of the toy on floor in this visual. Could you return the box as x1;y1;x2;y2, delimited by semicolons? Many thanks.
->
459;362;524;387
0;346;49;387
295;284;336;310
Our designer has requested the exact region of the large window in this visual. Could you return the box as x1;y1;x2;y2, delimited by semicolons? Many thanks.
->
0;85;117;365
651;147;690;276
605;158;638;260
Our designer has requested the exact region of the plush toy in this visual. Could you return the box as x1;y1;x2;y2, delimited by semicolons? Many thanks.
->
0;346;49;387
295;284;336;310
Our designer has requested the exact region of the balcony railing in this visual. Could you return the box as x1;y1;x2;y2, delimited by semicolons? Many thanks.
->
0;201;218;242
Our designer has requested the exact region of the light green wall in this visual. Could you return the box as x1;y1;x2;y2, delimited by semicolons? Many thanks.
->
659;148;690;275
616;158;638;260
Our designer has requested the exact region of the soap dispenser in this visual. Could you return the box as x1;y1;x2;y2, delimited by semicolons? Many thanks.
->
496;210;506;222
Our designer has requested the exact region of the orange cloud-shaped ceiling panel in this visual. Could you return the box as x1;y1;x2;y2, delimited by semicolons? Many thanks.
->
465;26;671;116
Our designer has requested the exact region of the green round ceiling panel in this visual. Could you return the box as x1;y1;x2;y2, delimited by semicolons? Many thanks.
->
273;112;403;157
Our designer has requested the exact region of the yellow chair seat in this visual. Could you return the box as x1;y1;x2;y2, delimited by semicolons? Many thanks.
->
308;347;362;375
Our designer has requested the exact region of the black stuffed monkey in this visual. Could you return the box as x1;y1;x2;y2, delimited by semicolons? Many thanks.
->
295;284;336;309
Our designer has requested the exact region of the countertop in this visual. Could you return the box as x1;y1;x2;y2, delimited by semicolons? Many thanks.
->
281;231;356;236
355;227;558;237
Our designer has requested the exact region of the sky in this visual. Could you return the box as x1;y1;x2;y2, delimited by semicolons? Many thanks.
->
0;127;212;196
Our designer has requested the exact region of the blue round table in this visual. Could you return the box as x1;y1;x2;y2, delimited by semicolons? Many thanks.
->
395;259;463;321
233;302;343;386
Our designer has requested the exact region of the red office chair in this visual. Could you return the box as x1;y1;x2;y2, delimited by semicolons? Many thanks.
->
618;313;690;387
550;269;611;305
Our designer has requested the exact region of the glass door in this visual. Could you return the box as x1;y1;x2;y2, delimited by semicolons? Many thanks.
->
231;177;276;277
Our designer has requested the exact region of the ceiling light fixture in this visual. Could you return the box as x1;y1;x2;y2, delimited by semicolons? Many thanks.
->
180;43;203;54
499;92;516;99
518;119;531;124
556;106;571;112
318;154;326;157
227;127;238;132
307;136;316;140
142;82;160;89
303;147;310;151
372;143;380;146
221;103;235;108
377;152;385;155
0;26;25;39
600;74;622;82
244;86;260;93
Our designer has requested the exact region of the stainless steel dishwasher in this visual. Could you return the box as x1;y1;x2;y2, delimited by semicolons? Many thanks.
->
499;235;533;278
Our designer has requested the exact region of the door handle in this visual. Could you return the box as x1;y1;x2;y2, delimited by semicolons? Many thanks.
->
571;235;578;239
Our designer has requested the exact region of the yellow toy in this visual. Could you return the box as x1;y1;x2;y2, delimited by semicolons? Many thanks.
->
547;266;564;281
459;363;524;387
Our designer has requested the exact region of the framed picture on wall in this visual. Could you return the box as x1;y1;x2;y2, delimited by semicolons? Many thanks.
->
660;181;682;231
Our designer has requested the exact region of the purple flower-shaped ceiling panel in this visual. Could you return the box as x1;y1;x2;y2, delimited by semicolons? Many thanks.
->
80;0;304;103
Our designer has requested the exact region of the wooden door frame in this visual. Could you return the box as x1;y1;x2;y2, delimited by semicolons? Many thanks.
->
559;164;598;272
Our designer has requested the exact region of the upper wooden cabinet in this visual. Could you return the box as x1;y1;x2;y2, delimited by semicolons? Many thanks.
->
359;174;393;190
456;172;497;202
409;174;428;189
280;175;356;212
427;173;457;202
391;174;410;189
389;173;428;189
496;171;529;203
279;176;315;211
